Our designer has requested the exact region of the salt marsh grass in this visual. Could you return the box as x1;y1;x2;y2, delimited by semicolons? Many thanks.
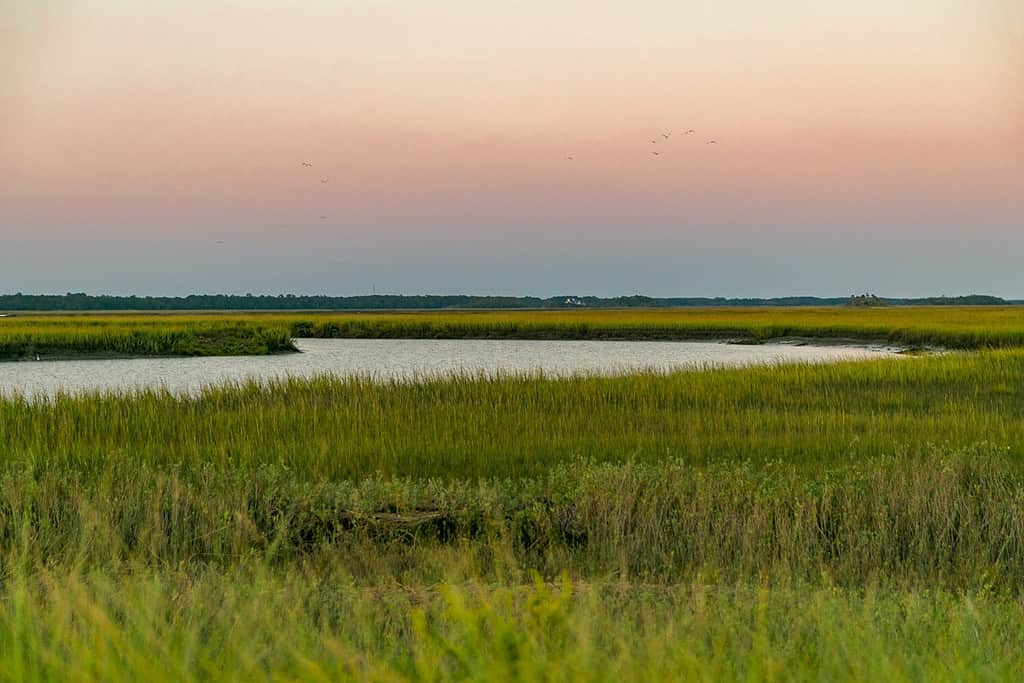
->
3;567;1022;681
4;306;1024;359
0;315;294;360
4;307;1024;679
282;306;1024;348
3;350;1022;479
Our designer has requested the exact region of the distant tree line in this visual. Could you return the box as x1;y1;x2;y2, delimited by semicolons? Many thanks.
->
0;292;1012;312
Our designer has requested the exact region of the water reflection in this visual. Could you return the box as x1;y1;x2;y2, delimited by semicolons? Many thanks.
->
0;338;900;398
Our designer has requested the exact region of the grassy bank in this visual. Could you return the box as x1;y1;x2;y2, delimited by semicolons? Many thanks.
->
0;316;295;360
0;445;1021;588
5;350;1023;479
1;448;1024;679
4;567;1022;681
281;306;1024;348
4;306;1024;358
5;322;1024;678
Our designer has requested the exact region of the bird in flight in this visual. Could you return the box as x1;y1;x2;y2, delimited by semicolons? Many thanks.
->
651;151;662;156
685;129;695;135
565;155;574;161
319;215;327;220
301;162;313;167
649;139;659;144
215;240;224;245
707;140;719;145
662;133;671;139
320;177;329;183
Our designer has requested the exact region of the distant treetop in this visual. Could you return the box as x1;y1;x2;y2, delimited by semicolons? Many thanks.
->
0;292;1011;312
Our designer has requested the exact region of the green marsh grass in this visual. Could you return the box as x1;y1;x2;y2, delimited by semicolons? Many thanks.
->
0;315;294;360
280;305;1024;348
5;350;1023;480
4;305;1024;358
4;308;1024;678
3;567;1023;681
0;445;1023;680
2;351;1024;589
0;445;1022;588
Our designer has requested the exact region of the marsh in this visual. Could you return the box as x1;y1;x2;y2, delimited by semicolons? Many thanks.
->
0;337;897;397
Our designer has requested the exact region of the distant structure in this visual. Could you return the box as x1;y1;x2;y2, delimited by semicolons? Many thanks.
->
847;293;886;307
564;297;586;307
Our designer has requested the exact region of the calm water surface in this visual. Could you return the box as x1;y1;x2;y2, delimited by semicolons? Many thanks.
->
0;338;900;398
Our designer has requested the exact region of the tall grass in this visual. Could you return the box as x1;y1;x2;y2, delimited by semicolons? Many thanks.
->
1;351;1023;589
0;445;1021;588
0;316;294;360
279;305;1024;348
2;567;1022;681
270;306;1020;348
4;306;1024;357
4;350;1022;479
4;311;1024;678
1;445;1022;679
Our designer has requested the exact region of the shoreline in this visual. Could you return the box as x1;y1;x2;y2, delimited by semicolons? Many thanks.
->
0;335;924;364
0;347;300;363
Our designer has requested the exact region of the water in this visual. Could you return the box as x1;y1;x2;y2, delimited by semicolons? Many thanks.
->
0;338;900;398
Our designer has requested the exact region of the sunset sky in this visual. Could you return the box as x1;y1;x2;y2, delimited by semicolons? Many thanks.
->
2;0;1021;297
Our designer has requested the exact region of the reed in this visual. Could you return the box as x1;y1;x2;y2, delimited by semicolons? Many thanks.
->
281;305;1024;348
3;350;1022;480
0;444;1021;589
0;316;294;360
3;312;1023;678
2;447;1023;680
2;566;1021;681
4;305;1024;358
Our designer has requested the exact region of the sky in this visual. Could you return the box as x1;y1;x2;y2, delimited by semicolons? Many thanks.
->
1;0;1021;298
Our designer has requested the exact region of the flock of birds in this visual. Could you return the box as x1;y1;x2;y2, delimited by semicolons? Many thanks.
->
220;130;721;237
215;160;332;241
566;129;718;161
295;161;330;220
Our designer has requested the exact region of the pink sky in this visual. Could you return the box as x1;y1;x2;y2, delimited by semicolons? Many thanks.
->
1;0;1021;296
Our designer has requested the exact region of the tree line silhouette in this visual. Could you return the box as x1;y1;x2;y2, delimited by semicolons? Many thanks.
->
0;292;1010;312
